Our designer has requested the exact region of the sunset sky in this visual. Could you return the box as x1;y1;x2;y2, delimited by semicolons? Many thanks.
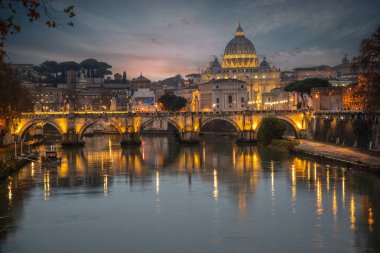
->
5;0;380;81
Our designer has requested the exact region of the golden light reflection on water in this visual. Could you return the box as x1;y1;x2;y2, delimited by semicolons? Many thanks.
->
7;179;12;205
332;188;337;221
271;161;275;200
9;136;379;245
342;170;346;205
31;162;35;177
43;170;50;200
156;170;160;194
326;166;330;192
350;194;356;230
291;164;296;202
316;179;323;216
213;169;218;201
103;174;108;196
368;208;374;232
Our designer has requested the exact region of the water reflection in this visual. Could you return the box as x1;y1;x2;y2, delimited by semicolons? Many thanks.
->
0;135;379;252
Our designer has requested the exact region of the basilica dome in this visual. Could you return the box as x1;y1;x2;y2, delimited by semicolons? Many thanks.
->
222;24;259;69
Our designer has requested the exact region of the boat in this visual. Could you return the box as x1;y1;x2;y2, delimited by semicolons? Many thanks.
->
41;149;61;167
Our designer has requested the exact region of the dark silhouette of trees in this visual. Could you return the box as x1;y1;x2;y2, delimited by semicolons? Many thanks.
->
257;117;286;145
157;94;187;112
34;59;112;84
0;0;75;61
352;26;380;111
0;64;33;139
122;71;127;83
79;59;112;79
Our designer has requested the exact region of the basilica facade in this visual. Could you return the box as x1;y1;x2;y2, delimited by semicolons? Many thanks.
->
201;24;281;109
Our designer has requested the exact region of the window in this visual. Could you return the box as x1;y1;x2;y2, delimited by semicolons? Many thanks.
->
241;97;244;103
228;95;232;103
216;98;219;103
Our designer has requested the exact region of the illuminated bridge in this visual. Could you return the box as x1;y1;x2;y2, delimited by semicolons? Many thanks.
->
13;110;311;145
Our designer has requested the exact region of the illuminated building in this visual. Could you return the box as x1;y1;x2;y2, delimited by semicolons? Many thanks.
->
311;87;345;111
132;88;156;112
201;24;281;109
343;83;365;110
198;79;248;111
262;87;295;110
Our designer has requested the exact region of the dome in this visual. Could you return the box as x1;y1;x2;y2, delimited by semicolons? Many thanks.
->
260;57;270;67
222;23;259;69
205;57;222;74
224;24;256;55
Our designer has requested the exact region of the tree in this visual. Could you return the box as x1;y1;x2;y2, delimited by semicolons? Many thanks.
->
257;117;286;145
284;78;329;107
79;59;112;80
0;64;33;140
122;71;127;83
352;26;380;111
0;0;75;61
114;73;122;82
157;94;187;112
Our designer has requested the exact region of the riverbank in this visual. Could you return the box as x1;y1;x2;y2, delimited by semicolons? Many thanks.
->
292;139;380;171
0;158;30;180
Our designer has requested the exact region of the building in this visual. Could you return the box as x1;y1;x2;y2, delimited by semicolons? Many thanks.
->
132;88;156;112
130;73;151;91
198;79;248;112
30;85;65;112
262;87;295;110
201;24;281;109
311;87;345;111
330;55;357;87
293;65;335;81
343;83;365;110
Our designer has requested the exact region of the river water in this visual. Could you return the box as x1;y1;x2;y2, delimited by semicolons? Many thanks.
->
0;135;379;253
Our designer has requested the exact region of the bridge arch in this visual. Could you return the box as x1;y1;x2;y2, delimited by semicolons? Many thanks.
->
17;119;65;142
78;119;123;139
139;117;182;136
255;116;300;138
199;117;241;133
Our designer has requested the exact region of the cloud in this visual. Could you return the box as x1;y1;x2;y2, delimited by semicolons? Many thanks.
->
181;19;190;25
5;0;380;80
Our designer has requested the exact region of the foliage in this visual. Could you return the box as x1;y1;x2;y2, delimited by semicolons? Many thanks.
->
257;117;286;145
0;0;75;60
157;94;187;112
270;139;300;151
34;59;112;83
352;26;380;111
0;64;33;134
284;78;330;97
122;71;127;83
284;78;329;106
352;116;372;148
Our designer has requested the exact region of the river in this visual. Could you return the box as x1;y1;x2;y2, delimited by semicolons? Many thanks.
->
0;135;379;252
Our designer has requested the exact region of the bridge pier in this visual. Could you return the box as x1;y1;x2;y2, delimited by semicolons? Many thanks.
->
61;130;85;146
120;132;142;146
180;131;200;144
236;130;257;144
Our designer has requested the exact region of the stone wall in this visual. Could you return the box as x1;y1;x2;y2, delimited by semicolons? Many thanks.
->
312;112;380;151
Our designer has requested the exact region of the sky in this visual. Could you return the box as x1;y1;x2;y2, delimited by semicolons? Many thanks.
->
5;0;380;81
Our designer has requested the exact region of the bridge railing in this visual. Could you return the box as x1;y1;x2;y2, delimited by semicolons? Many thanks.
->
21;109;308;118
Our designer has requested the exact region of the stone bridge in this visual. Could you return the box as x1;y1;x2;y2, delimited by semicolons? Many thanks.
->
13;110;311;145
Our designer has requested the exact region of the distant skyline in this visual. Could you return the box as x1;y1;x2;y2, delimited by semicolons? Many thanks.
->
5;0;380;81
